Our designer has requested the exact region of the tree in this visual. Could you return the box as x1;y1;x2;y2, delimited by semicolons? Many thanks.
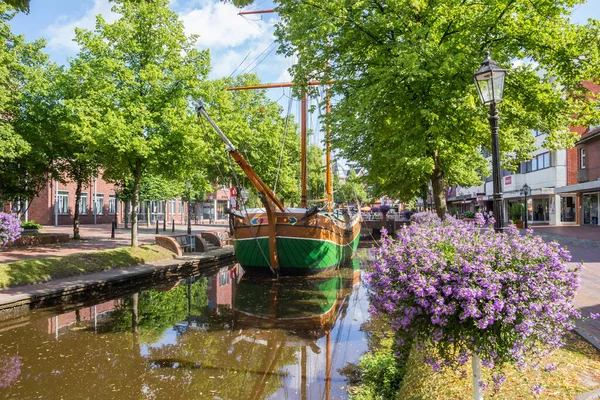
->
0;7;59;213
307;143;325;201
335;170;367;205
71;0;210;246
274;0;600;217
0;0;28;13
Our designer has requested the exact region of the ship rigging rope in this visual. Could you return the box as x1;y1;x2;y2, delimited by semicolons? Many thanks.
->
273;87;294;194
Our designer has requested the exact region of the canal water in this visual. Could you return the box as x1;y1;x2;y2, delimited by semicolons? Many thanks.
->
0;254;371;399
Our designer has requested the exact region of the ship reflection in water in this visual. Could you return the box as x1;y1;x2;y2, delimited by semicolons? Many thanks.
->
0;256;368;400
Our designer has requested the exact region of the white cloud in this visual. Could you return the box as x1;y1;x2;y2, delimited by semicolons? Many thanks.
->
45;0;118;53
180;1;273;48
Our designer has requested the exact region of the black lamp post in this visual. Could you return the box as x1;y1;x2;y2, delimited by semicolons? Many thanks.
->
186;181;192;235
474;51;507;232
520;183;530;229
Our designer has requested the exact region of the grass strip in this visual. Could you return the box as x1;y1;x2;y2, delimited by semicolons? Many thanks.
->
0;245;176;288
397;332;600;399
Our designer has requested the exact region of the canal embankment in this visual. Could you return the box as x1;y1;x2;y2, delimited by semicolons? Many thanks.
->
0;247;235;315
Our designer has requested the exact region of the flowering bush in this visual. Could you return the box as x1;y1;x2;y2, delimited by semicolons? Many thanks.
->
0;213;23;247
366;212;581;384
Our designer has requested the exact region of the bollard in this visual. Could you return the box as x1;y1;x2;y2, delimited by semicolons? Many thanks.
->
163;218;166;231
111;221;115;239
155;219;159;234
172;219;175;232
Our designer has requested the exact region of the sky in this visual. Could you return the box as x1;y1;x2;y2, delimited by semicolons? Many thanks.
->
7;0;600;160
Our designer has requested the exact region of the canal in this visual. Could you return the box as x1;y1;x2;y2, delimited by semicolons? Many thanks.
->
0;253;371;399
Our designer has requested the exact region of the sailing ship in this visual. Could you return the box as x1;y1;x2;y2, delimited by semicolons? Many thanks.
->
198;83;361;276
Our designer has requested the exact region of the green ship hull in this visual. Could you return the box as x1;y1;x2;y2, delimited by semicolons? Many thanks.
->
233;234;360;275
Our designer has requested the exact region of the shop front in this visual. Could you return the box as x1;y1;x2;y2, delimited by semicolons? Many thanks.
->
556;181;600;226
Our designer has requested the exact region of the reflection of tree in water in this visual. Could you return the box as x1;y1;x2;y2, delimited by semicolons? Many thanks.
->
106;278;208;342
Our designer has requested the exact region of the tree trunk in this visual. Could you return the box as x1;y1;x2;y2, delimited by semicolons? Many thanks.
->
73;179;83;240
431;150;447;218
131;160;142;247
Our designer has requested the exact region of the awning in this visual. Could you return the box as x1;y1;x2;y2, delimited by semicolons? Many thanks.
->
555;180;600;194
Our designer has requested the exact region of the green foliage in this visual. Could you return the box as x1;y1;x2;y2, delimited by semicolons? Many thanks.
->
274;0;600;215
0;244;175;288
199;74;301;206
335;170;368;205
1;0;29;13
449;206;457;216
0;5;57;206
307;143;324;201
510;202;526;222
349;335;412;400
68;0;211;245
462;211;475;219
19;220;41;230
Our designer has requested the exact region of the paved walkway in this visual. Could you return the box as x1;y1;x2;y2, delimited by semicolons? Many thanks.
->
0;223;229;264
530;226;600;350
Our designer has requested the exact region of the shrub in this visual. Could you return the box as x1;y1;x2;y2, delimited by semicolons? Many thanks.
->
510;203;525;222
366;212;581;388
20;220;42;230
0;213;23;247
463;211;475;219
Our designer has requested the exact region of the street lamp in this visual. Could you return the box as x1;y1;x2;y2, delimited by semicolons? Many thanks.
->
240;188;249;204
474;51;507;232
186;181;192;235
520;183;530;229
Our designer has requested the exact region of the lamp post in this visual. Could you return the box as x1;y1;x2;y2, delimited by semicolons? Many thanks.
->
520;183;530;229
186;181;192;235
474;51;507;232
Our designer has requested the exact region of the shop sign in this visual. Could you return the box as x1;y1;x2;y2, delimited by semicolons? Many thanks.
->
504;176;512;185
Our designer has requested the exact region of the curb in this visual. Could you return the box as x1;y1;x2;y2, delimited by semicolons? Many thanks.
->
0;249;236;316
576;389;600;400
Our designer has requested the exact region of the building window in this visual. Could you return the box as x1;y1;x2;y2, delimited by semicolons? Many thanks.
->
533;129;544;137
525;152;551;173
109;195;117;214
79;193;88;215
94;193;104;215
179;199;184;214
580;148;586;169
219;271;230;287
57;191;69;214
170;199;176;214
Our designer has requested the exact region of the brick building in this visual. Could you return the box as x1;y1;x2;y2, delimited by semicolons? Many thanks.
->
14;173;233;227
556;81;600;226
26;174;124;226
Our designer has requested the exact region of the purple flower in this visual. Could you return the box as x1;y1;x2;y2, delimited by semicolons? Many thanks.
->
590;313;599;320
0;213;23;247
544;363;557;372
366;212;581;389
531;384;544;395
0;356;23;388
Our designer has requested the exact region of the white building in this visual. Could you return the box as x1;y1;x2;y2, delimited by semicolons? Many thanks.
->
449;131;575;225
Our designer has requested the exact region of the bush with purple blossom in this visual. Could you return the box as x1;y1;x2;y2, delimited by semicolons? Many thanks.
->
366;212;581;392
0;213;22;247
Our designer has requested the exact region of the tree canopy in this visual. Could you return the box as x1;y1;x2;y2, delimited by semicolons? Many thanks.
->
274;0;600;216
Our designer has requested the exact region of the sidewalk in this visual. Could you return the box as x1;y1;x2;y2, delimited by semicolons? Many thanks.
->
0;223;229;264
529;226;600;350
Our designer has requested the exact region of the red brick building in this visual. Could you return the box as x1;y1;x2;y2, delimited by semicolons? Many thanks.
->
556;81;600;226
26;174;124;226
12;173;233;227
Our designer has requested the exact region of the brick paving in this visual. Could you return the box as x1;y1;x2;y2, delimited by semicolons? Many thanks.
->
531;226;600;350
0;223;229;264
